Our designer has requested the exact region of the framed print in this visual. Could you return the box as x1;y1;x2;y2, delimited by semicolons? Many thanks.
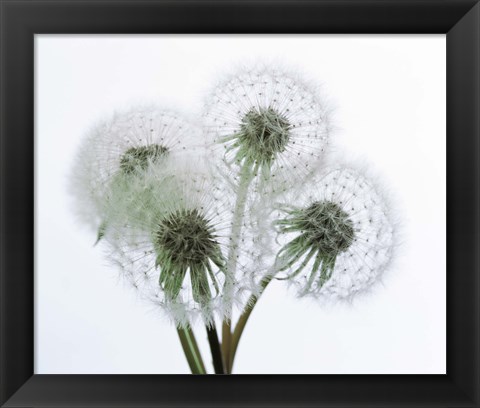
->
1;0;479;407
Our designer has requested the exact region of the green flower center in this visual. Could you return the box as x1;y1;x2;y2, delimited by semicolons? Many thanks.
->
228;107;291;166
153;209;224;303
276;201;355;291
119;144;169;174
296;201;354;254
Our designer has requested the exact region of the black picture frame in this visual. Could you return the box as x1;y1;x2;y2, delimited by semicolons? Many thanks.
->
1;0;479;407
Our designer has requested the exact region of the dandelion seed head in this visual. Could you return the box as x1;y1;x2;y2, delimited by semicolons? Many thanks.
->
103;157;239;327
203;65;331;192
69;106;199;235
273;167;396;301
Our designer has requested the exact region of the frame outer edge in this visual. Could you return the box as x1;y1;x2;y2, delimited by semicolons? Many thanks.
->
447;1;480;405
0;0;35;406
1;0;480;407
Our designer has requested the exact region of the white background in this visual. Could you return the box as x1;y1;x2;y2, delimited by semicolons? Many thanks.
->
35;35;446;374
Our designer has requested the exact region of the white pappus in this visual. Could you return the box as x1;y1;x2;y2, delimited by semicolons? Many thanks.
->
102;158;254;328
69;106;198;241
271;167;396;301
202;65;332;194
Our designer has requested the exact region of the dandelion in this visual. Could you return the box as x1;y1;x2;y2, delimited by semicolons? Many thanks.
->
203;65;332;189
104;158;238;328
272;167;396;300
69;106;197;240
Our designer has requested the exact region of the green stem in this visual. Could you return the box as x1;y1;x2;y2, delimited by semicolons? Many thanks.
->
177;325;206;374
222;162;255;372
206;324;225;374
228;274;274;373
221;320;232;374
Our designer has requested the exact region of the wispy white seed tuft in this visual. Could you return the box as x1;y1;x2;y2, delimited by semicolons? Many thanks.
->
271;167;396;301
102;158;245;327
69;106;199;240
202;65;332;193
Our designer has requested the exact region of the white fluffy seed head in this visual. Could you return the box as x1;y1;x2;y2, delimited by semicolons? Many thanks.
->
69;106;199;236
102;157;242;328
203;65;332;194
271;167;396;302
